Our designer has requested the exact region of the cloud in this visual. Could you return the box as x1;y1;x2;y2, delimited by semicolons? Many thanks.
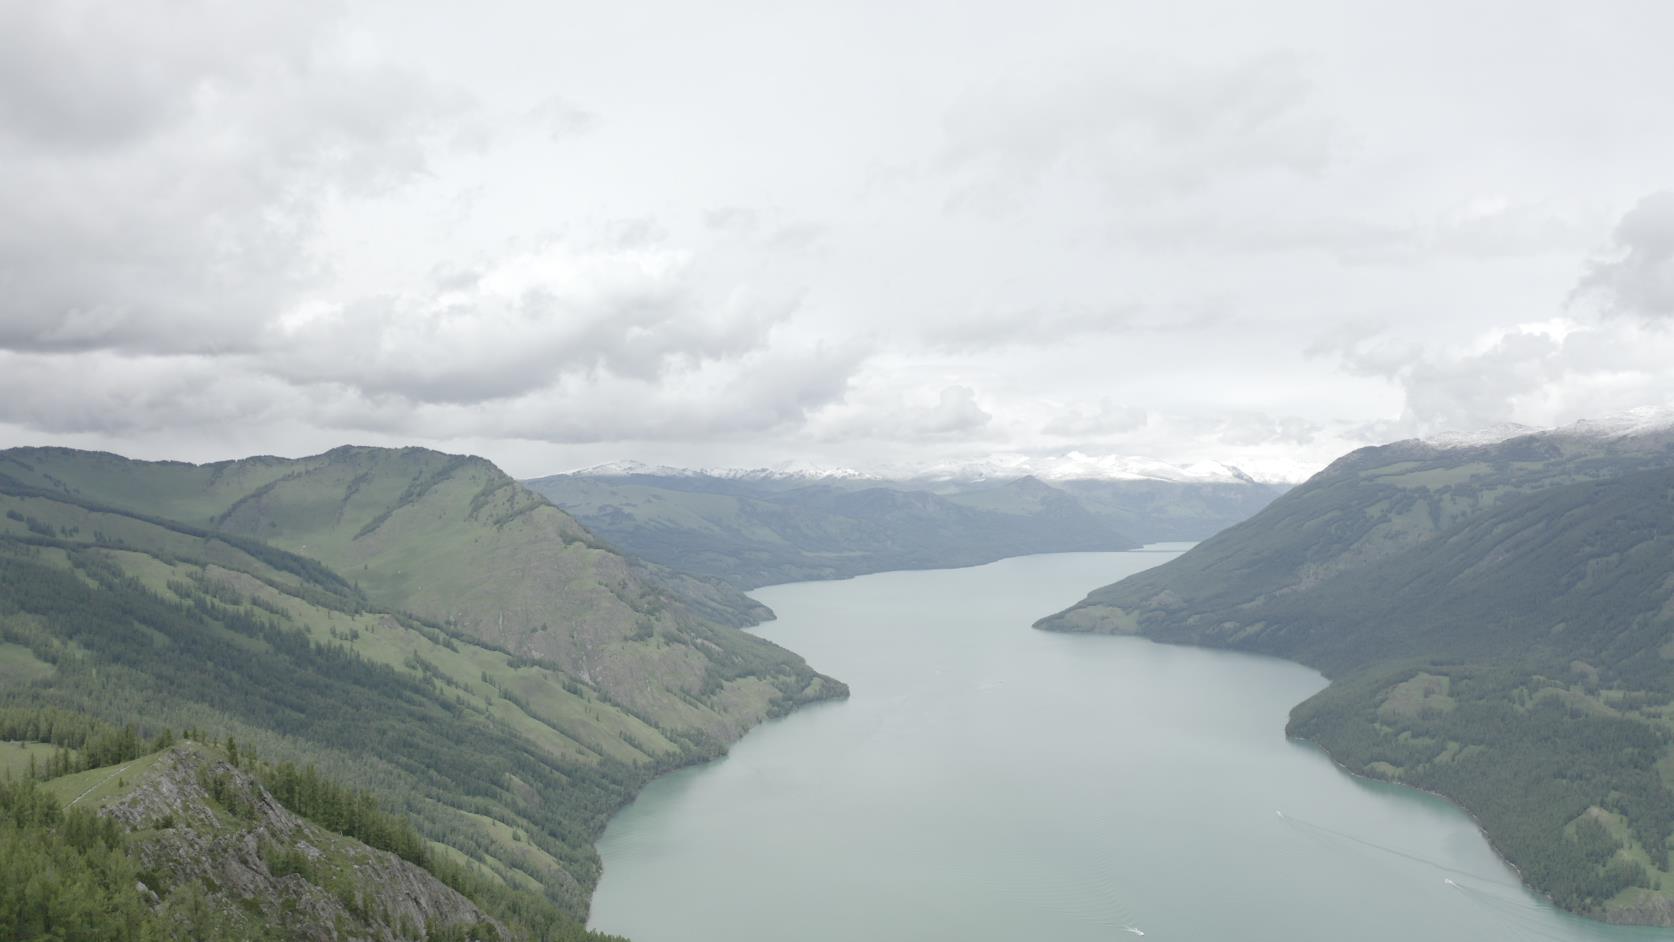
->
937;53;1334;214
0;335;866;448
264;239;796;404
920;385;992;435
1311;319;1674;436
527;95;599;140
1117;197;1592;264
0;351;301;436
1041;399;1149;438
0;0;460;356
1575;191;1674;319
808;382;993;442
920;302;1226;353
305;339;865;444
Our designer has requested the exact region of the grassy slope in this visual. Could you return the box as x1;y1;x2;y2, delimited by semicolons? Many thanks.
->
1037;430;1674;923
0;740;68;779
1040;431;1674;642
0;446;845;922
0;446;833;742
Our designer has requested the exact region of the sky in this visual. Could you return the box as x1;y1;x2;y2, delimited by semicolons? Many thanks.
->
3;1;1674;482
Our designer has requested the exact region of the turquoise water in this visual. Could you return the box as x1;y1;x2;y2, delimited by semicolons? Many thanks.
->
591;548;1674;942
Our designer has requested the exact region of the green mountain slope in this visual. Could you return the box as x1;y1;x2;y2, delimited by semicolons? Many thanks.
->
0;446;824;740
1040;429;1674;645
528;469;1281;591
0;446;843;931
1037;428;1674;924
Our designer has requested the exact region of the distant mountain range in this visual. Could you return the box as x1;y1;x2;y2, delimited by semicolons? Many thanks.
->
1039;414;1674;924
569;451;1278;486
527;458;1289;592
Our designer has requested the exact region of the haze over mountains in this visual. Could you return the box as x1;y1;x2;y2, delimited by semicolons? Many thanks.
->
527;455;1287;591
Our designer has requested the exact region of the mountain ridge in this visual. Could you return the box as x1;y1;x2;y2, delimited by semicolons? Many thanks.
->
528;460;1286;592
0;443;844;933
1036;422;1674;923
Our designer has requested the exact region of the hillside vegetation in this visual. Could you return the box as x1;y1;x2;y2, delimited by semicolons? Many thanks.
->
528;469;1283;590
0;445;843;935
1039;428;1674;924
2;737;552;941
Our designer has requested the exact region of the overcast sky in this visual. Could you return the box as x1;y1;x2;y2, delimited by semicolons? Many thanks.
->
3;1;1673;481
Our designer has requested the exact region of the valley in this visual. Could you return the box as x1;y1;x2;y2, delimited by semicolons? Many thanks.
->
527;461;1285;592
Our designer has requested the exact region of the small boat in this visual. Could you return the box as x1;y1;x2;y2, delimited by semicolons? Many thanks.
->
1123;927;1145;937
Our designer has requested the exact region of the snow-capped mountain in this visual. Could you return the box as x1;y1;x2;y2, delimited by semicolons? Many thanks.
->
1420;406;1674;451
1561;405;1674;440
886;453;1260;485
567;459;880;482
567;453;1272;485
1422;422;1542;449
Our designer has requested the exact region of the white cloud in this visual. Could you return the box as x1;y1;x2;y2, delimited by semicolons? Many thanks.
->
937;53;1335;214
264;239;796;404
1312;318;1674;437
0;0;459;355
5;0;1674;483
1576;191;1674;319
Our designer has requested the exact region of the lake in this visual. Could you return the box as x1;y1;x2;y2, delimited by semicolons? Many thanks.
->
591;547;1674;941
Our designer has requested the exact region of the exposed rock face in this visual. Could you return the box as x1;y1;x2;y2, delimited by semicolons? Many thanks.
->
102;745;502;941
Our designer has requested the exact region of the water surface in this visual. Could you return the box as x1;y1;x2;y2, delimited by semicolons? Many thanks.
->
592;548;1674;941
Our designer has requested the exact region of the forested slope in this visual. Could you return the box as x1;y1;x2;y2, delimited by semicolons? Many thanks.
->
0;446;844;935
1038;427;1674;924
528;469;1284;590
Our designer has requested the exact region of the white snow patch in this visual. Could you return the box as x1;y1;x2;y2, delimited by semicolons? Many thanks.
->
1557;405;1674;440
566;452;1277;485
1422;422;1543;449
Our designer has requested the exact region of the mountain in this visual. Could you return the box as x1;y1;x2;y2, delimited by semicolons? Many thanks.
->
1038;421;1674;923
0;445;843;935
526;465;1285;591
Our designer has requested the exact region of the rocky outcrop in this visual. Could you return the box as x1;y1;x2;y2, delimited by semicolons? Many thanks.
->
101;745;502;941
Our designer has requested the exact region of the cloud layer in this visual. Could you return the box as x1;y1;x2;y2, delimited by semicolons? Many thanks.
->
4;0;1674;481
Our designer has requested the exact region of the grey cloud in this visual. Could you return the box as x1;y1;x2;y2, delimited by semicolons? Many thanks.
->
703;207;826;253
938;54;1334;212
309;340;866;445
1119;199;1592;264
0;3;319;151
1212;414;1320;448
1399;333;1562;432
765;222;829;252
704;207;760;234
1576;191;1674;318
1041;400;1149;437
263;241;797;405
0;352;298;435
527;95;600;140
924;302;1225;352
918;386;993;436
806;381;996;443
0;337;867;448
1314;323;1674;437
1311;325;1544;430
0;0;459;356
